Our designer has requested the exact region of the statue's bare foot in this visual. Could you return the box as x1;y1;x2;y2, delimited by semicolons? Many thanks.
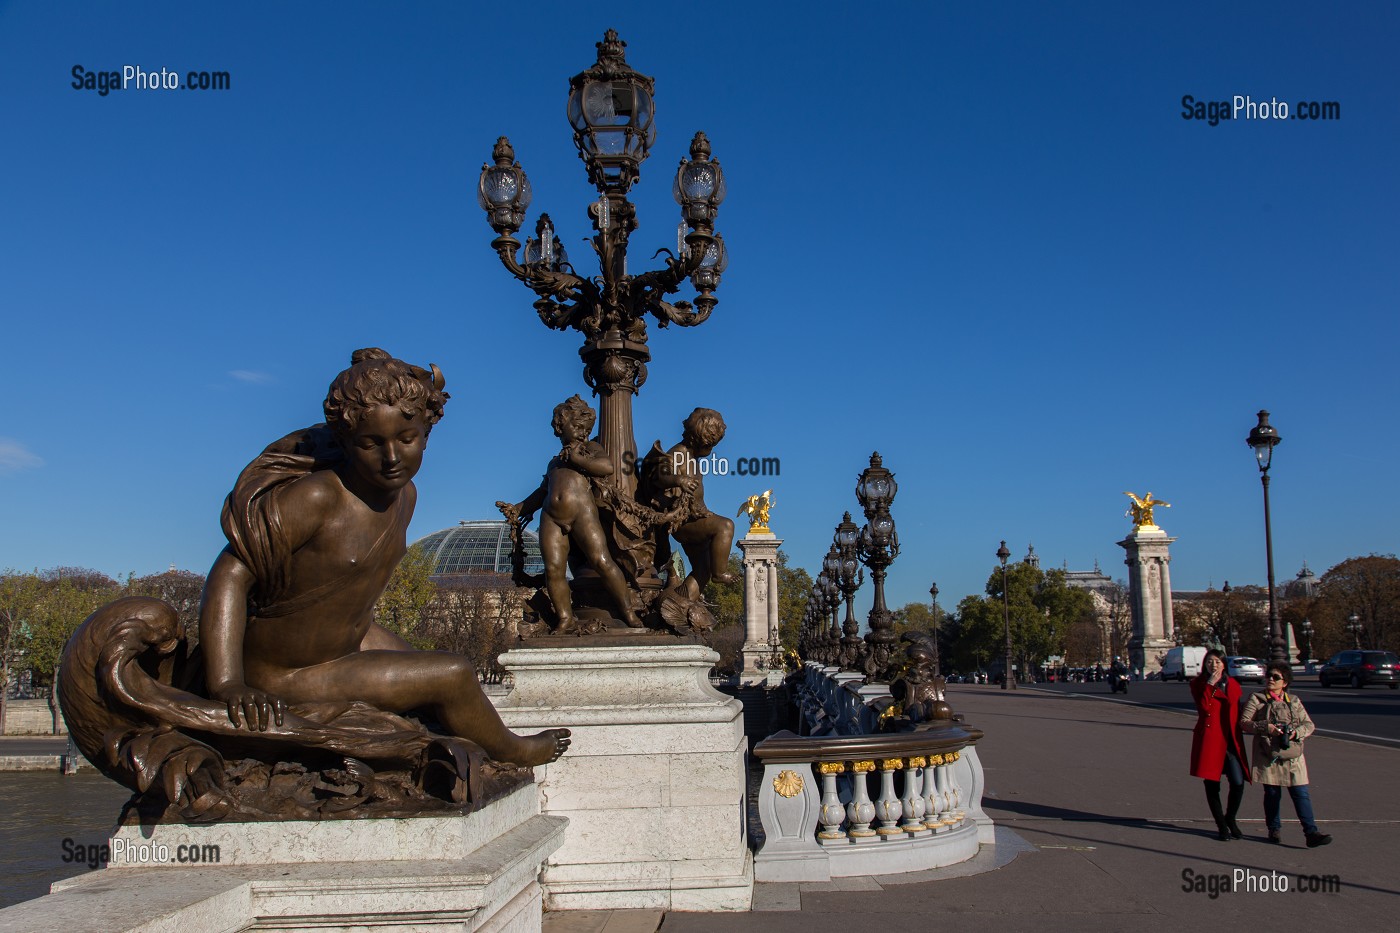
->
510;729;571;767
712;571;737;585
553;617;579;635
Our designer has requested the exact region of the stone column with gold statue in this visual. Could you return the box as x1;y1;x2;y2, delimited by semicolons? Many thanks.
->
1117;492;1177;676
737;491;783;686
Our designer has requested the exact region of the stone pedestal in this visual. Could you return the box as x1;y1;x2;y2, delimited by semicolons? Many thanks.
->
737;532;782;685
1118;525;1177;675
0;783;565;932
495;642;752;911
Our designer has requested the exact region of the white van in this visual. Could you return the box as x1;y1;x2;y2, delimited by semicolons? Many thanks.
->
1161;646;1207;682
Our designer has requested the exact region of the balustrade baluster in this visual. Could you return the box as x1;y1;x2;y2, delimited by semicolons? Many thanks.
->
947;750;965;821
875;759;904;836
901;757;927;832
846;760;877;838
817;762;847;844
923;753;944;829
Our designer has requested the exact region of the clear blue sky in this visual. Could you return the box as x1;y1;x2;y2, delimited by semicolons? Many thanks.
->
2;1;1396;619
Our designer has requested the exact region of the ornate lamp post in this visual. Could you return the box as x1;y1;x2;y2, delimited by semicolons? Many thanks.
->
1348;613;1362;649
1298;617;1313;666
1246;410;1286;664
855;453;900;678
822;572;843;662
479;31;727;489
810;579;831;665
832;513;865;668
997;541;1015;690
928;582;942;675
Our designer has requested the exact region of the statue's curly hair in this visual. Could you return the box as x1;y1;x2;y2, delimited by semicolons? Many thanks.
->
323;348;448;436
682;407;726;449
551;394;596;437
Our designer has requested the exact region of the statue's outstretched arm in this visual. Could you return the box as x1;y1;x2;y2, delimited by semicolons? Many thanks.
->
199;549;286;731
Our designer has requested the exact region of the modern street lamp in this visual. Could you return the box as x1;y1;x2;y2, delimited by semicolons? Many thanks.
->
1347;613;1362;649
1246;410;1286;665
479;30;727;491
997;540;1015;690
928;582;942;676
833;513;865;669
855;453;900;679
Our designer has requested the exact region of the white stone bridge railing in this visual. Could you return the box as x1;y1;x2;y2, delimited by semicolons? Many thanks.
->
749;663;993;882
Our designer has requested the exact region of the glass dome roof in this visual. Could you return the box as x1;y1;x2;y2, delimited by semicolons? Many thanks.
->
412;520;544;579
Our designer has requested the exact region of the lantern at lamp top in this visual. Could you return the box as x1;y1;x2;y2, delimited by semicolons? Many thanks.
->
834;511;860;551
689;233;728;292
674;131;725;227
855;452;898;514
478;137;532;235
1246;409;1282;472
567;30;656;193
822;545;841;579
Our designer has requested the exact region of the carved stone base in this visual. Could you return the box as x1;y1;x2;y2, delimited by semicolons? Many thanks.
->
496;643;752;911
0;782;564;932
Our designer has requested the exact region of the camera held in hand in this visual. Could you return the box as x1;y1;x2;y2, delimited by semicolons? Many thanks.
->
1276;722;1296;749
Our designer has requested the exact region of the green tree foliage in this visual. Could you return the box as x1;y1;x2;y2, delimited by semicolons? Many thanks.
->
777;559;813;652
890;602;934;640
375;544;438;648
704;554;744;630
700;550;812;669
948;562;1096;679
0;570;44;732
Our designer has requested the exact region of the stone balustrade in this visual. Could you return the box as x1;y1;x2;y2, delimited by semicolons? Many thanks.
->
751;663;993;881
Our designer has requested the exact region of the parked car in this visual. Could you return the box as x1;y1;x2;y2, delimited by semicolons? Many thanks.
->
1161;646;1207;682
1226;656;1265;684
1318;650;1400;688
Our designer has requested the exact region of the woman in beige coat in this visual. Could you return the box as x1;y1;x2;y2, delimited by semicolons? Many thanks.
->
1239;662;1333;847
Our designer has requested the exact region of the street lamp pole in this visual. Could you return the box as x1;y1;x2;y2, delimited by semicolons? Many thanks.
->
1348;613;1362;649
998;541;1015;690
855;453;899;679
1246;410;1286;665
928;582;941;676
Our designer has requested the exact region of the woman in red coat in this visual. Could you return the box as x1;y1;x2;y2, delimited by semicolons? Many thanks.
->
1190;649;1250;840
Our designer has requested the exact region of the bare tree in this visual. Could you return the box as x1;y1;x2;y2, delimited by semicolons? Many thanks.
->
129;569;206;647
422;575;526;683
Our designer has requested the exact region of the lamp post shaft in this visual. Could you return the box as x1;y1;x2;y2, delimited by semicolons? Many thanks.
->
1002;565;1015;690
1260;471;1284;664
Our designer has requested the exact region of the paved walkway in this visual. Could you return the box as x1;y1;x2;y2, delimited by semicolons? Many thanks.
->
555;684;1398;932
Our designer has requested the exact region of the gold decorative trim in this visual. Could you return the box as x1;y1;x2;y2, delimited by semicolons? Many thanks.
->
927;754;946;766
773;770;804;798
881;758;904;771
907;756;927;768
817;761;845;775
851;760;876;773
948;751;961;762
